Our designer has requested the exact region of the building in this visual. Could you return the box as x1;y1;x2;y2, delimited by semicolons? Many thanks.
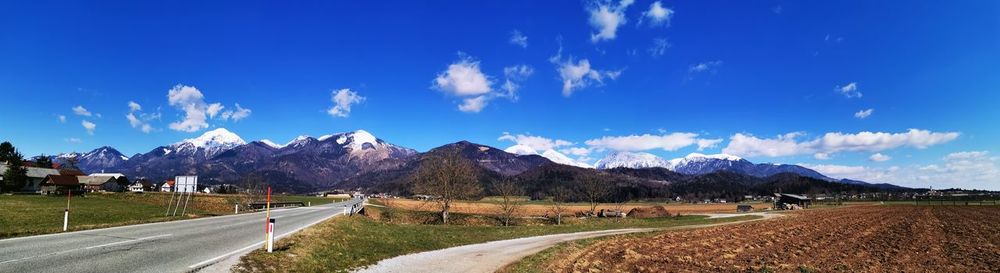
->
159;180;175;192
39;175;83;195
78;176;122;192
128;179;155;192
774;193;812;209
89;172;126;179
0;164;62;192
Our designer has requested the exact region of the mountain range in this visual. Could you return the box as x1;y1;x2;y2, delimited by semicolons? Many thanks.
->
50;128;906;195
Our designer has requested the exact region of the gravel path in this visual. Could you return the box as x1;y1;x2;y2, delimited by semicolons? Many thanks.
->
354;212;778;273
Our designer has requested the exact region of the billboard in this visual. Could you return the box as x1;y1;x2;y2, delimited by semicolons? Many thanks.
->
174;176;198;193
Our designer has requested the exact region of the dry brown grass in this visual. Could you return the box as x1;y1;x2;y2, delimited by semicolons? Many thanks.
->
380;198;756;217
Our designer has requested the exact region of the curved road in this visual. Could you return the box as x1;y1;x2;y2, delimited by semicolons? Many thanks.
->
0;198;365;273
356;212;780;273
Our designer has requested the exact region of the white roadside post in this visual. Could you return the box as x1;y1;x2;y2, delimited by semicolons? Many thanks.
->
266;218;275;253
235;204;239;214
63;209;69;231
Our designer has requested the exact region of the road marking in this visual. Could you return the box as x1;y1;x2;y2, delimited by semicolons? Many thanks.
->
187;209;350;269
0;234;173;266
84;234;172;250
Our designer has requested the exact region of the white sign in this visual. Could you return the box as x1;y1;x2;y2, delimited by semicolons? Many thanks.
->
174;176;198;193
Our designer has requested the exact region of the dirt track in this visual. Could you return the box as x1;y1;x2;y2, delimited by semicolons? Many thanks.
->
545;205;1000;273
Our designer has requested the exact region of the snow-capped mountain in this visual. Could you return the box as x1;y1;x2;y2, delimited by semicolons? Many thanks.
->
172;128;247;158
595;151;831;180
54;146;129;172
503;145;593;168
594;151;670;169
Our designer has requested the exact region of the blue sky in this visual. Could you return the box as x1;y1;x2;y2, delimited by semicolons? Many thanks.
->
1;1;998;189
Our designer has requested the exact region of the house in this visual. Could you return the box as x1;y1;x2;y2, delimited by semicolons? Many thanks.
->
0;164;61;192
40;175;83;195
78;176;122;192
128;179;155;192
160;180;175;192
58;168;87;176
774;193;812;210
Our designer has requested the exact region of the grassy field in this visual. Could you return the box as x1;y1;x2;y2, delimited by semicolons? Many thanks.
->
383;198;775;217
0;193;342;239
233;206;758;273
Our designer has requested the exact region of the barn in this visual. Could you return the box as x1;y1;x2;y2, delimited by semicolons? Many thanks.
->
774;193;811;210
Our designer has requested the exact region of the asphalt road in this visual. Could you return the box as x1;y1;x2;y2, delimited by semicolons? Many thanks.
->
0;198;365;273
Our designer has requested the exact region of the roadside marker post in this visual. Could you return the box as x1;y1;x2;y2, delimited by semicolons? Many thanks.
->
63;191;71;231
235;204;239;214
263;186;271;251
266;218;275;253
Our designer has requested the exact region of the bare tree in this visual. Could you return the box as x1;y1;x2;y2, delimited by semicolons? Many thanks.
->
579;174;612;217
239;175;267;210
412;151;482;224
548;186;572;225
492;179;522;226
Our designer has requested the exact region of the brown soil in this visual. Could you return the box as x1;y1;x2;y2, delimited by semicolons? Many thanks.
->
626;206;673;218
382;199;750;217
544;205;1000;273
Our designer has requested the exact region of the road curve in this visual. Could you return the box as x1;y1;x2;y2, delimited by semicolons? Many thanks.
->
355;212;779;273
0;198;365;273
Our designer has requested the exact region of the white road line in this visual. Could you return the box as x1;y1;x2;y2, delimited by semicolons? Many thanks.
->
187;210;348;269
84;234;172;250
0;234;173;266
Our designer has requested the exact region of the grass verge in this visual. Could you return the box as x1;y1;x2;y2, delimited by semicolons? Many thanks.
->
0;193;338;239
233;206;758;273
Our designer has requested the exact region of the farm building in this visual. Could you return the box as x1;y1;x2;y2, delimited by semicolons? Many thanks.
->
128;179;155;192
0;164;61;192
159;180;175;192
774;193;811;209
40;175;84;195
78;176;122;192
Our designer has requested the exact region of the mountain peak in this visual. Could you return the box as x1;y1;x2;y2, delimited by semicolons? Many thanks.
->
180;128;247;148
682;153;743;161
595;151;669;169
504;144;538;155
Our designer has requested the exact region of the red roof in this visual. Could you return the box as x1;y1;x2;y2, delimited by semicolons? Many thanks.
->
42;175;80;186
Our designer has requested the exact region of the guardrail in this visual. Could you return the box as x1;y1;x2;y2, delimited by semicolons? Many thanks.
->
246;201;304;210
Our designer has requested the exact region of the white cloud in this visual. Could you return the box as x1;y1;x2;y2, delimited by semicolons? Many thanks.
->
434;55;493;96
560;147;592;156
166;84;247;132
509;30;528;48
222;103;252;121
585;132;722;152
326;89;365;118
126;101;158;133
72;105;92;116
81;120;96;135
587;0;634;42
837;82;862;98
814;152;832;160
640;1;674;27
723;129;960;157
552;57;621;96
499;132;573;151
57;115;66;123
64;137;83;144
689;60;723;73
802;151;1000;190
854;108;874;119
128;101;142;112
458;96;488;113
870;153;892;162
648;38;670;57
431;54;530;112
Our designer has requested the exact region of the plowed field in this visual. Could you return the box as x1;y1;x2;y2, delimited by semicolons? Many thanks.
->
547;206;1000;272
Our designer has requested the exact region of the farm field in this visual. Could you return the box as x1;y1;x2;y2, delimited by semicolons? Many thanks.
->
0;193;339;239
511;205;1000;272
382;198;774;217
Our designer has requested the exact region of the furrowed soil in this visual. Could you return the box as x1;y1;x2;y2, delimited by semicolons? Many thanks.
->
384;199;763;217
534;205;1000;273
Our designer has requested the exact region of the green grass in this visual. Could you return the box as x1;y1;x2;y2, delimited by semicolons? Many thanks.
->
0;193;337;239
273;195;347;206
233;207;758;273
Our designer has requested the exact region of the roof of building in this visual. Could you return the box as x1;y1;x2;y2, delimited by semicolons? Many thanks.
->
42;175;80;186
78;176;117;186
775;193;811;200
59;168;87;176
89;173;126;179
0;164;61;178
